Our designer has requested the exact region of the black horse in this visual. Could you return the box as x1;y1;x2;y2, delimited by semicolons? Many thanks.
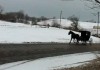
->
68;31;80;44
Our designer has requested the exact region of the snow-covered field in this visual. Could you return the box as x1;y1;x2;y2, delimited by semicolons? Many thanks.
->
0;20;100;43
0;52;100;70
0;20;100;70
0;20;69;43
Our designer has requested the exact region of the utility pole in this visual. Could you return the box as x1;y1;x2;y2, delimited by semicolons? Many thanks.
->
91;12;100;37
97;12;99;37
60;10;62;28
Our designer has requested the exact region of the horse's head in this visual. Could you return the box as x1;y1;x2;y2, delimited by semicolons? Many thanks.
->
68;31;72;35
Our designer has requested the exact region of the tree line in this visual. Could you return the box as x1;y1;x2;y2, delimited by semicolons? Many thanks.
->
0;5;48;24
0;11;48;24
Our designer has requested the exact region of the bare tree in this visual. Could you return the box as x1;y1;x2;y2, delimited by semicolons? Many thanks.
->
83;0;100;9
61;0;100;8
84;0;100;4
52;17;60;28
68;15;79;31
95;0;100;4
61;0;100;4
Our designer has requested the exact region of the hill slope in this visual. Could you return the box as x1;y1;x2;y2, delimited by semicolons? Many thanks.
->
0;20;100;43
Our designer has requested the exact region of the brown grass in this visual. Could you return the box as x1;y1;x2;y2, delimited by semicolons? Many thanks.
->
56;58;100;70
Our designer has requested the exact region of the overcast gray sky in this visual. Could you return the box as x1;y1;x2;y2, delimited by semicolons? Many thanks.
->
0;0;100;21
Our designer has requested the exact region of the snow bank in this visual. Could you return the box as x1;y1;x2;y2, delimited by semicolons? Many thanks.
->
0;52;99;70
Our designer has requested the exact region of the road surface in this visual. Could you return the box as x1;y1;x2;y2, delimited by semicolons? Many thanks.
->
0;43;100;64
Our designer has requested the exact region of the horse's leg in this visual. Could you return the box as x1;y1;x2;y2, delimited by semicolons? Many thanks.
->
73;38;77;43
73;39;75;43
69;37;72;44
77;39;79;44
72;37;75;43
